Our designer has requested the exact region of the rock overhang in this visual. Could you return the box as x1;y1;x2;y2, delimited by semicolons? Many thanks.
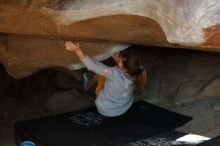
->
1;0;220;78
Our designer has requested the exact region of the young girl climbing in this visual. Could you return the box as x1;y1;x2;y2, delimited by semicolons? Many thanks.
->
83;52;119;96
65;41;147;117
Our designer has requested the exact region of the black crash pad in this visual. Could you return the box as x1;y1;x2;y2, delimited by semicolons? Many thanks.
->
15;100;192;146
125;130;195;146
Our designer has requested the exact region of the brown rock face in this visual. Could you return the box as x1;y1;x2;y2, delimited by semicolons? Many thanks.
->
61;15;169;46
1;0;220;78
3;35;127;78
203;24;220;47
0;5;57;35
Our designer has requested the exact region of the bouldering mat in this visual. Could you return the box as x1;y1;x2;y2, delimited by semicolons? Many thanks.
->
124;130;194;146
15;100;192;146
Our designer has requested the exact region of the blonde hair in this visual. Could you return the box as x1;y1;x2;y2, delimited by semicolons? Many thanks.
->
120;51;147;96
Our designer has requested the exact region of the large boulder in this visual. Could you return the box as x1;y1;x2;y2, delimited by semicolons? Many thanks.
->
1;0;220;47
1;0;220;78
174;97;220;137
198;78;220;98
44;89;95;113
1;35;128;78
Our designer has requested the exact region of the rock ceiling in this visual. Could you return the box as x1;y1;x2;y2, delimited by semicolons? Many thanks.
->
0;0;220;78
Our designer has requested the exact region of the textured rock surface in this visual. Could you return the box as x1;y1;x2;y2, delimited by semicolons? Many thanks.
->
1;0;220;78
135;46;220;137
2;35;128;78
198;78;220;98
44;89;94;113
174;97;220;137
1;0;220;46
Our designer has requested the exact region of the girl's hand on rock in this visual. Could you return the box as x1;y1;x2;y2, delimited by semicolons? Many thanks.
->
65;41;80;52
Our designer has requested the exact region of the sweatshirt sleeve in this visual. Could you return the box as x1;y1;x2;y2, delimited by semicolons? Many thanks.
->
81;56;114;79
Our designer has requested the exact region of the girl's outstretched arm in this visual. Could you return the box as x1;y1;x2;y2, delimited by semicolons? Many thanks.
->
65;41;114;79
65;41;85;61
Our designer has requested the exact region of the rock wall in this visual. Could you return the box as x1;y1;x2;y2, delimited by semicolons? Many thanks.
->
1;0;220;78
137;46;220;137
3;34;128;78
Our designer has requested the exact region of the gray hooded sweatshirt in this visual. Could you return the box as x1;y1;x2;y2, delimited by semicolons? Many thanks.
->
82;56;134;117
